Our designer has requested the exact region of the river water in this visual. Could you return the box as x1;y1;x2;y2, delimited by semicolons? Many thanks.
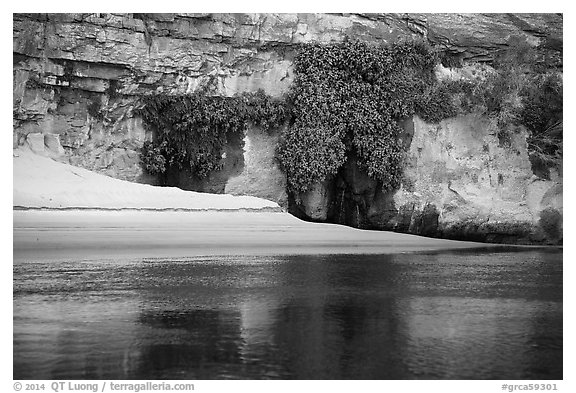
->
13;249;562;380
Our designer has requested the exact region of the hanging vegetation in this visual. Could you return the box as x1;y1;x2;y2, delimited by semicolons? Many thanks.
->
277;40;454;194
138;90;288;178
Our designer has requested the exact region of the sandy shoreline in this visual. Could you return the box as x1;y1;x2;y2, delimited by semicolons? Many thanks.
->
13;151;534;262
14;209;512;262
13;149;280;211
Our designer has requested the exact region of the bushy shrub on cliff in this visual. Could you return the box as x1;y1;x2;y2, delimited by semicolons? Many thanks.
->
432;40;563;166
140;141;167;174
278;40;453;194
138;90;288;178
277;125;346;193
243;90;289;131
521;72;563;167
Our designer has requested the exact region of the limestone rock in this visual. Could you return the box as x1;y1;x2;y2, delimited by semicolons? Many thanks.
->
25;133;46;154
408;13;562;62
13;13;562;153
296;114;562;244
298;181;333;221
44;133;65;156
225;126;288;207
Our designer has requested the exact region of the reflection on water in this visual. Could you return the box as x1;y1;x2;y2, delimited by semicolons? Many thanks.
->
13;250;562;379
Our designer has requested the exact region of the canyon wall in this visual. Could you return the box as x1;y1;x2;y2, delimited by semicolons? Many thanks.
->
13;13;562;243
291;115;562;244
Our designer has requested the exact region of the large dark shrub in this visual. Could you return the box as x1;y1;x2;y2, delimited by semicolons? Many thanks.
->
278;40;454;194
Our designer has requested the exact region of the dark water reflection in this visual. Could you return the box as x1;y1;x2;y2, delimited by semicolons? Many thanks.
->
13;250;562;379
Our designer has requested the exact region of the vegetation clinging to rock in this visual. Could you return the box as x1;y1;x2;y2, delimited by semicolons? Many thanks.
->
139;39;561;189
278;40;453;194
138;90;288;178
433;40;563;168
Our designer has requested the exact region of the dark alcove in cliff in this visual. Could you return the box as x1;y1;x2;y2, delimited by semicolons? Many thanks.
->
160;130;246;194
288;118;421;233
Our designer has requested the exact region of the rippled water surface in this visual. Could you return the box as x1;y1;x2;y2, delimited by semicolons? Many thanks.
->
13;250;562;379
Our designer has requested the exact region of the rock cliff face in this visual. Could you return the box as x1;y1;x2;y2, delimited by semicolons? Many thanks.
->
290;115;562;244
13;13;562;244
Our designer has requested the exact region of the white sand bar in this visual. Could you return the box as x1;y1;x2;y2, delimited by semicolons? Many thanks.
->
13;149;501;262
13;149;278;211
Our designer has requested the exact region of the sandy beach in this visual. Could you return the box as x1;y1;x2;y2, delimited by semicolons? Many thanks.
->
13;149;504;262
13;209;500;262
